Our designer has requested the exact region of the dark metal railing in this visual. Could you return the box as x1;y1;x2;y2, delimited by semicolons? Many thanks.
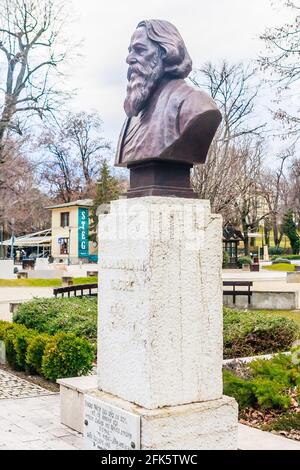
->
223;281;253;305
53;283;98;298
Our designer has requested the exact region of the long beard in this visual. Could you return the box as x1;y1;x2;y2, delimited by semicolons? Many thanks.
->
124;57;164;118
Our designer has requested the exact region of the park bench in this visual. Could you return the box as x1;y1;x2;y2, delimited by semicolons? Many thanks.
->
223;281;253;305
53;283;98;298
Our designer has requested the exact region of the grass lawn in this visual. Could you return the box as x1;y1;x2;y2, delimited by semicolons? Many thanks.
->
0;276;97;287
252;309;300;328
263;263;296;272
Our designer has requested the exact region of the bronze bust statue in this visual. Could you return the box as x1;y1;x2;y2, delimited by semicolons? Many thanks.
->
116;20;222;198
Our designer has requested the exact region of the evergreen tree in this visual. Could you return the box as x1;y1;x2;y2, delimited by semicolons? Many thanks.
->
90;160;121;243
282;209;300;255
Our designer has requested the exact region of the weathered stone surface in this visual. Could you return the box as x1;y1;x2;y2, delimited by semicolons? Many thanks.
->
97;197;223;409
87;390;238;450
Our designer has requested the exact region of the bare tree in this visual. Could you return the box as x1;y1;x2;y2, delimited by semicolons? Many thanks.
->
259;149;291;247
191;61;265;218
0;0;72;165
0;138;50;237
64;112;110;186
40;111;110;202
260;0;300;87
40;131;81;203
231;140;268;255
260;1;300;135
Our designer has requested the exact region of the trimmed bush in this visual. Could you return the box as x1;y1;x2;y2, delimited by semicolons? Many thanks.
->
0;320;95;380
272;254;300;261
237;256;252;268
4;324;37;371
223;308;299;359
272;258;291;265
41;333;94;381
14;297;97;346
26;333;51;374
0;320;14;341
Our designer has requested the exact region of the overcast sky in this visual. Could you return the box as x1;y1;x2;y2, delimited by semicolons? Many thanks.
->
65;0;294;157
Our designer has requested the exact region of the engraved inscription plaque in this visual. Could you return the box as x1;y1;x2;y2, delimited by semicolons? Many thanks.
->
84;395;141;450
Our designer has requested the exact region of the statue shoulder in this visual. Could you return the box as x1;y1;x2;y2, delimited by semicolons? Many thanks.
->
178;84;222;133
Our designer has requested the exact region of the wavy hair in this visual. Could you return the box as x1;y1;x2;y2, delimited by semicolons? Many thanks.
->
137;19;192;79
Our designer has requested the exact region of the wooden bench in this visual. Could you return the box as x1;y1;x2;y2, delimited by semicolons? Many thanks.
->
53;283;98;298
223;281;253;305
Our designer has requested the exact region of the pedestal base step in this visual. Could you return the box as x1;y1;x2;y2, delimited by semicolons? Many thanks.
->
83;390;238;450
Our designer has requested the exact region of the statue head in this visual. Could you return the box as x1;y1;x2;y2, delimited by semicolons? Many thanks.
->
124;19;192;118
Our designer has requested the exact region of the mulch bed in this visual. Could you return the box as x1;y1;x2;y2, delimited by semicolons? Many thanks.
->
0;363;59;393
240;408;300;442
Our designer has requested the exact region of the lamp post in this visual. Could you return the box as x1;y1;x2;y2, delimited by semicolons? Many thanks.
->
68;225;71;266
10;218;15;261
0;225;3;260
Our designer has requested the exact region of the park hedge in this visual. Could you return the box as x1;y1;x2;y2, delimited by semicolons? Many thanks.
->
11;298;300;361
223;308;299;359
272;254;300;261
14;297;97;347
0;320;94;380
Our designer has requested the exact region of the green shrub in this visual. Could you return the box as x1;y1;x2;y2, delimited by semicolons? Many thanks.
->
14;297;97;346
223;370;256;409
269;246;283;256
4;325;25;370
224;353;300;411
223;308;299;359
237;256;252;268
26;333;51;374
41;333;95;381
223;251;229;268
4;324;37;371
0;320;14;341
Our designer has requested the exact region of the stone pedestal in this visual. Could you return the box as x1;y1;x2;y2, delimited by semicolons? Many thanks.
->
85;390;237;450
93;197;238;449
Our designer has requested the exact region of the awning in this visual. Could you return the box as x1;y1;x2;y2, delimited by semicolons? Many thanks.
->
1;229;52;247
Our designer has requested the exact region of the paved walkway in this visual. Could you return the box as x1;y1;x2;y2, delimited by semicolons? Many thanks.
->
0;369;53;400
0;395;83;450
0;368;82;450
1;369;300;450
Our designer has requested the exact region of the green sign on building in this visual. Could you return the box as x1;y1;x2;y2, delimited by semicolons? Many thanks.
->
78;207;89;258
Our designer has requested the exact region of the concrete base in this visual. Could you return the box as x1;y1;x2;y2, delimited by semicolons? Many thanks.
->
85;390;238;450
223;291;300;310
28;270;62;279
0;260;14;279
57;376;97;433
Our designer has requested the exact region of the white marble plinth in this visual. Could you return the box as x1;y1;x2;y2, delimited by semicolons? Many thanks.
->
98;197;223;409
85;390;238;450
57;376;98;433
